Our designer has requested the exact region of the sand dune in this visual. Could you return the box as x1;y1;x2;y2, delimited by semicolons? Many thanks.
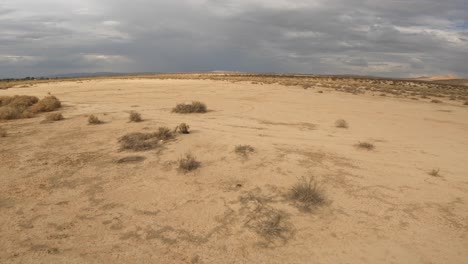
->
1;78;467;263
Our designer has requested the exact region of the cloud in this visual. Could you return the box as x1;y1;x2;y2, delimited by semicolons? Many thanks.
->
0;0;467;78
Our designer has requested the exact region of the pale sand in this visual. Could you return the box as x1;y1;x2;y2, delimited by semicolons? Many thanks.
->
1;79;467;263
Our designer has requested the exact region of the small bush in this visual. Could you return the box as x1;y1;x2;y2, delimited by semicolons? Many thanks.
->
430;99;442;104
335;119;348;128
428;169;440;177
0;95;39;120
129;111;142;122
235;145;255;157
175;123;190;134
289;177;325;210
0;127;6;137
119;132;160;151
88;115;102;125
45;112;64;121
356;141;374;150
178;153;200;172
30;96;61;113
154;127;174;140
172;101;207;113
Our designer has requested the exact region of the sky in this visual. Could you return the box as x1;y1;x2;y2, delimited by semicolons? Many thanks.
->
1;0;467;78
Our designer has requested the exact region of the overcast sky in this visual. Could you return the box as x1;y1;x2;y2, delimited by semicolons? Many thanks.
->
1;0;467;78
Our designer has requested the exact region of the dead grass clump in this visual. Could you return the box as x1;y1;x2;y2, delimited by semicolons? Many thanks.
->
430;99;443;104
0;95;38;107
0;127;6;137
289;177;325;211
235;145;255;157
116;156;146;163
129;111;142;122
428;169;440;177
119;132;160;151
30;96;61;113
154;127;174;140
172;101;207;113
0;95;39;120
178;153;200;172
45;112;64;121
175;123;190;134
356;141;375;150
88;115;102;125
335;119;348;128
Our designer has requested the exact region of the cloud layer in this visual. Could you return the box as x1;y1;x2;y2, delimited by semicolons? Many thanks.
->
1;0;467;78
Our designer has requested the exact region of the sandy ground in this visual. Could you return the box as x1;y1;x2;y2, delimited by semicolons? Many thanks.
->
1;78;467;263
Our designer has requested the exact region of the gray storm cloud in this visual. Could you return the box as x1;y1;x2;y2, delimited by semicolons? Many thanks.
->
1;0;467;78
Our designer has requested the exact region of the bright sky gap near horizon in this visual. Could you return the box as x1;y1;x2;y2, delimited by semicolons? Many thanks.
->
1;0;467;78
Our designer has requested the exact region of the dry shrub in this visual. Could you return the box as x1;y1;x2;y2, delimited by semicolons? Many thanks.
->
335;119;348;128
430;99;443;104
0;127;6;137
289;177;325;211
30;96;61;113
116;156;146;163
154;126;174;140
428;169;440;177
0;95;39;120
178;153;200;172
172;101;207;113
175;123;190;134
356;141;375;150
119;132;160;151
129;111;142;122
235;145;255;157
0;95;38;107
88;115;102;125
45;112;64;121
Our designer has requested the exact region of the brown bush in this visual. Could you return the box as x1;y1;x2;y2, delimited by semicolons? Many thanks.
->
430;99;443;104
175;123;190;134
154;127;174;140
356;141;375;150
172;101;207;113
178;153;200;172
45;112;64;121
235;145;255;157
30;96;61;113
88;115;102;125
0;95;39;120
428;169;440;177
119;132;160;151
335;119;348;128
129;111;142;122
289;177;325;211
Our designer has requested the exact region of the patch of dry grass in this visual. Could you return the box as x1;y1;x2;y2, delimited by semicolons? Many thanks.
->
172;101;207;113
235;145;255;157
289;177;325;211
178;153;200;172
428;169;440;177
154;127;174;140
119;132;160;151
430;99;443;104
88;115;102;125
129;111;142;122
45;112;64;121
0;95;39;120
335;119;348;128
356;141;375;150
30;96;61;113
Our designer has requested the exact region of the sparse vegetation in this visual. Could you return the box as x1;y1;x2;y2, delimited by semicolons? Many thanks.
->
0;95;39;120
88;115;102;124
154;126;174;140
45;112;64;121
0;127;6;137
129;111;142;122
172;101;207;113
289;177;325;211
119;132;160;151
335;119;348;128
431;99;443;104
175;123;190;134
428;169;440;177
116;156;146;163
356;141;375;150
178;153;200;172
235;145;255;157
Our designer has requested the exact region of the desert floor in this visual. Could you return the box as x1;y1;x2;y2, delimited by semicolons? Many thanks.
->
1;78;468;263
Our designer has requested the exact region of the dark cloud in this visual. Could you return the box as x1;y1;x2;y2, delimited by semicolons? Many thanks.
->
0;0;467;78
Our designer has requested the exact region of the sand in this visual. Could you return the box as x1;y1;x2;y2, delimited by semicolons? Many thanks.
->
1;78;467;263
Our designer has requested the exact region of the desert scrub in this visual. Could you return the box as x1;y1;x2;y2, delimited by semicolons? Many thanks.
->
154;127;174;140
129;111;142;122
335;119;348;128
428;169;440;177
0;95;39;120
289;177;325;211
88;115;102;124
119;132;160;151
356;141;375;150
430;99;443;104
178;153;200;172
172;101;207;113
0;127;6;137
30;96;61;113
235;145;255;157
175;123;190;134
45;112;64;121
